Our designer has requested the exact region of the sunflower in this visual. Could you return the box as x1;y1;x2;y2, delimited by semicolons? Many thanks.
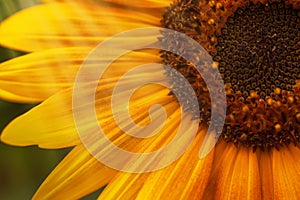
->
1;0;300;199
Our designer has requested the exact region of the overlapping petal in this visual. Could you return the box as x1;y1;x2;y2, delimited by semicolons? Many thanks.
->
33;144;117;200
0;47;90;102
203;142;262;199
272;145;300;200
102;0;170;8
0;48;160;103
98;127;213;199
40;0;170;8
29;83;188;199
0;0;299;199
259;150;274;200
1;51;161;148
0;2;161;51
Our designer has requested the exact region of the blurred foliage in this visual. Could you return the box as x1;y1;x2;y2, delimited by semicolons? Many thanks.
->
0;0;103;199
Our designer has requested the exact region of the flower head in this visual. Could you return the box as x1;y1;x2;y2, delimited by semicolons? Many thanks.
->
0;0;299;199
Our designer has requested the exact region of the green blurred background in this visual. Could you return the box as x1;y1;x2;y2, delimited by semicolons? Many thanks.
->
0;1;102;199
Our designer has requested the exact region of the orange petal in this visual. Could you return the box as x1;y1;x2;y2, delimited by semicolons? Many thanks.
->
33;144;117;200
272;145;300;200
98;128;215;199
227;148;261;199
136;131;215;200
204;144;261;199
203;143;238;199
0;2;161;51
259;150;274;200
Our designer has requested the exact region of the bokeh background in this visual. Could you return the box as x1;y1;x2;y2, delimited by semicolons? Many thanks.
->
0;0;102;199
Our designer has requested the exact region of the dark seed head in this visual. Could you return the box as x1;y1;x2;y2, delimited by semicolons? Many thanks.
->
161;0;300;151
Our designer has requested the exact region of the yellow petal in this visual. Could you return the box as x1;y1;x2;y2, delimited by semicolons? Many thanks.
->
272;145;300;200
0;85;168;149
1;89;80;148
86;91;182;163
0;47;91;103
1;51;162;148
33;144;117;200
34;82;180;200
41;0;170;8
0;2;161;51
0;89;41;103
103;0;170;8
0;48;160;103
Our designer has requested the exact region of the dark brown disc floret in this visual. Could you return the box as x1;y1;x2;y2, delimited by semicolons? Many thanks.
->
161;0;300;151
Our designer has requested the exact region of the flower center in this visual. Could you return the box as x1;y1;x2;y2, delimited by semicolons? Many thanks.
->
161;0;300;151
214;1;300;99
